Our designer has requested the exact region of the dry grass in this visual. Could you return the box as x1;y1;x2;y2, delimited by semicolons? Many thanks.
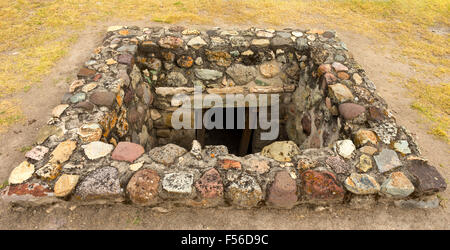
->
0;0;448;140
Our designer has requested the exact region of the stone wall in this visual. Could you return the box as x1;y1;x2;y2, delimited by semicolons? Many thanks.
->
1;26;446;209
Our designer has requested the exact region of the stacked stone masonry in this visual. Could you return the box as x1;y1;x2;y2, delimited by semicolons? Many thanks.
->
1;26;446;209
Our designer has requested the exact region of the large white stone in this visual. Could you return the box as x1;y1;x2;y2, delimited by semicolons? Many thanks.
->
335;139;356;159
82;141;114;160
8;161;35;184
187;36;207;49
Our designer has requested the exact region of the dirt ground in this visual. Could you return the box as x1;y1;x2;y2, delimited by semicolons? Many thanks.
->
0;20;448;230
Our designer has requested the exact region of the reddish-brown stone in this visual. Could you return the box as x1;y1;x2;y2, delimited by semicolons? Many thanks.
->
338;103;366;120
2;183;52;197
220;159;242;170
77;67;96;78
323;72;337;86
301;170;345;202
118;53;134;66
158;36;184;49
317;64;331;76
93;74;102;81
195;168;224;199
267;171;298;208
127;169;160;205
337;71;350;80
331;62;348;72
325;97;332;109
301;113;311;136
111;142;145;163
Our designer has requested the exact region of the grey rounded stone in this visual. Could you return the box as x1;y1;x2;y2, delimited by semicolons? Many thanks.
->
225;64;257;85
166;72;188;86
194;69;223;81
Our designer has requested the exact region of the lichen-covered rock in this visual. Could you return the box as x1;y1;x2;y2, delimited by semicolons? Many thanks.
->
78;123;102;143
393;140;411;155
206;50;232;67
353;129;377;147
162;172;194;196
126;169;160;205
301;170;345;202
74;166;123;201
267;171;298;208
36;163;62;181
8;161;35;184
344;173;380;194
381;172;414;198
226;174;263;208
261;141;300;162
149;144;187;166
176;55;194;68
357;154;373;172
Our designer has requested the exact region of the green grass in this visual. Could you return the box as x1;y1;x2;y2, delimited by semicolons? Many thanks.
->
0;0;448;141
18;145;32;153
0;180;8;190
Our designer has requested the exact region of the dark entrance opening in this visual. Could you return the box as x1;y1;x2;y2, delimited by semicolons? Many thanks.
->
196;106;282;156
196;107;255;156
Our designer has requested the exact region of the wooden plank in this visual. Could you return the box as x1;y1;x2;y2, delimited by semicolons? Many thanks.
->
238;108;256;156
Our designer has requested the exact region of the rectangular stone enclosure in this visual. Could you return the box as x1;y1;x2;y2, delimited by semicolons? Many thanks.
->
1;26;446;210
